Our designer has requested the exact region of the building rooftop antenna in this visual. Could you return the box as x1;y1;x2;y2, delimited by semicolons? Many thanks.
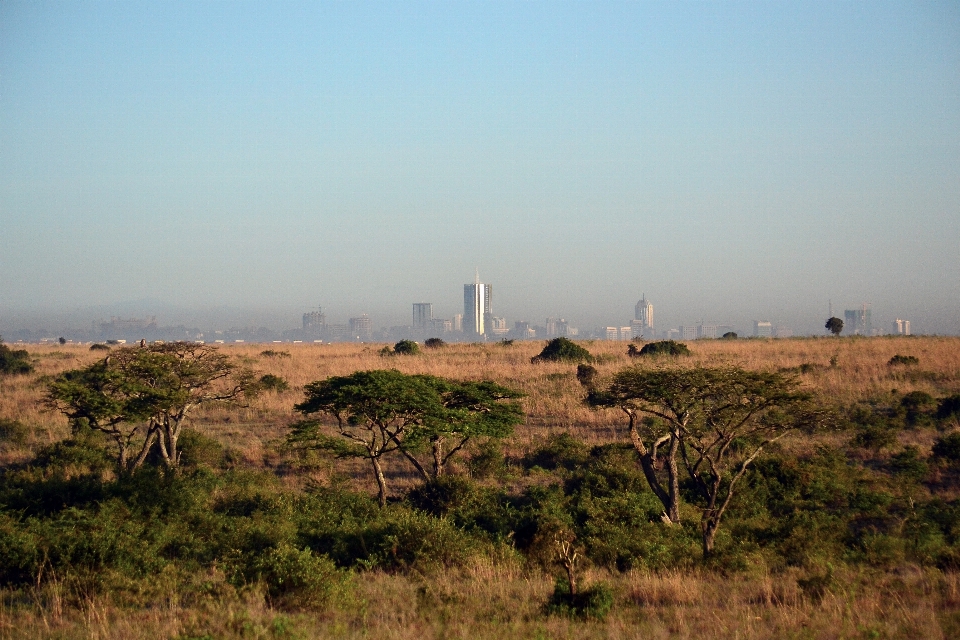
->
475;268;480;285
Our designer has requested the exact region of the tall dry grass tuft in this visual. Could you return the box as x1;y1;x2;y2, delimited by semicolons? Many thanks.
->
625;570;703;607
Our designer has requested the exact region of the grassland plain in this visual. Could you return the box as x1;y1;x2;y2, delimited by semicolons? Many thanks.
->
1;336;960;638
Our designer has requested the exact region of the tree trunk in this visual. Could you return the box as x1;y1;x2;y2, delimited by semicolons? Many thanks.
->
631;421;680;524
117;439;129;473
432;437;444;478
371;456;388;507
702;519;718;557
130;429;158;471
566;563;577;596
665;432;681;523
399;448;430;482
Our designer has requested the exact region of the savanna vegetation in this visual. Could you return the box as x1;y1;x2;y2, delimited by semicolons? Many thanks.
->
2;335;960;638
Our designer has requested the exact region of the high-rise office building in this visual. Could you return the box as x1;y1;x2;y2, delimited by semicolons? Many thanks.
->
697;324;718;339
634;294;654;337
349;314;372;341
546;318;569;338
302;308;326;331
844;306;872;335
412;303;433;329
463;271;492;337
892;319;911;335
753;321;772;338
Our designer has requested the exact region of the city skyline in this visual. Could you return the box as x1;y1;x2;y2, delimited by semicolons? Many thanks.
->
0;272;923;342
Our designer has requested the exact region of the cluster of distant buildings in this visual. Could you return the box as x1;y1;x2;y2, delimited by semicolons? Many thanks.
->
2;274;915;344
841;304;911;336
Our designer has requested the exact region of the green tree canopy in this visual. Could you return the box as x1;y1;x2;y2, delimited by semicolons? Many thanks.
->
405;376;524;479
47;342;255;473
588;365;817;554
291;370;523;505
825;317;844;336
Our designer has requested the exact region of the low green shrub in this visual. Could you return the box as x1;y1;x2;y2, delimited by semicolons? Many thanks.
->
258;373;290;393
889;354;919;366
901;391;936;426
424;338;445;348
576;364;598;388
531;338;592;363
637;340;690;357
249;544;348;610
0;340;32;375
933;433;960;462
523;433;590;471
546;577;614;620
177;429;226;469
0;418;29;446
937;395;960;426
465;439;506;479
407;475;479;517
393;340;420;355
888;446;928;481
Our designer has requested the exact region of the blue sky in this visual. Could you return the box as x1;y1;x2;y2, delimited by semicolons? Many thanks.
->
1;1;958;334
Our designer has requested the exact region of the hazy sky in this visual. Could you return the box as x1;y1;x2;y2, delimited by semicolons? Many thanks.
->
2;1;959;334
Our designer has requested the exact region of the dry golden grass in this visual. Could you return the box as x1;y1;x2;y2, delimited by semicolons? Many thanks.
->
2;336;958;469
2;563;958;639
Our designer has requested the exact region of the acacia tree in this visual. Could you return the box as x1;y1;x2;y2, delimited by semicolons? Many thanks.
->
47;354;160;472
399;377;523;480
587;367;719;524
588;366;815;551
673;368;812;555
291;370;524;503
140;342;255;469
47;343;254;473
292;370;442;506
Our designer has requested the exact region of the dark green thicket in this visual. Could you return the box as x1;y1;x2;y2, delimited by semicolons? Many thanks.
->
465;439;506;479
258;373;290;392
889;354;919;366
901;391;936;427
0;419;29;447
531;338;592;363
576;364;598;388
0;339;32;375
933;433;960;462
937;395;960;427
523;433;590;471
546;577;614;620
393;340;420;355
636;340;690;357
424;338;446;349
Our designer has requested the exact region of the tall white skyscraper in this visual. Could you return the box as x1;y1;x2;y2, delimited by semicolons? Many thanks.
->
464;270;492;337
635;294;654;336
